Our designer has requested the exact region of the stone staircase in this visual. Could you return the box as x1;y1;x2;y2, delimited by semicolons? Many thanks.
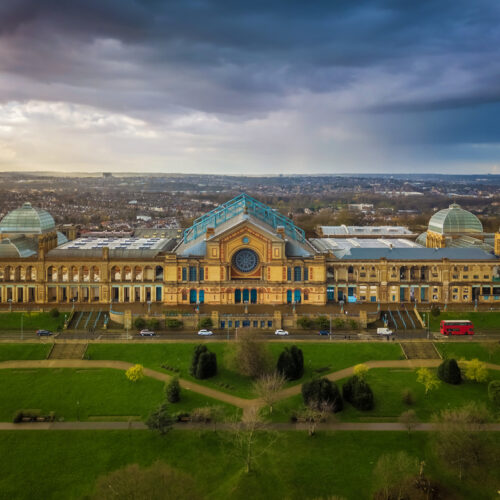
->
48;343;88;359
400;342;441;360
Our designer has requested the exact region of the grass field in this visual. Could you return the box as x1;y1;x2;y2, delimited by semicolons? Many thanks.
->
429;311;500;331
0;368;239;421
0;430;498;500
87;342;403;398
266;367;498;423
435;341;500;364
0;343;52;361
0;312;65;332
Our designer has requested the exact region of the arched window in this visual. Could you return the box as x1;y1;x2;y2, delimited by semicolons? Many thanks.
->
155;266;163;281
111;266;121;282
293;266;302;281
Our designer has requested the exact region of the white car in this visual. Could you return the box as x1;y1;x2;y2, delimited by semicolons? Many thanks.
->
376;327;393;336
139;329;156;337
197;329;214;336
275;329;289;336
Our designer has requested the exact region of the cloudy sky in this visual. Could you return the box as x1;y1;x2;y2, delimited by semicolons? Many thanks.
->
0;0;499;174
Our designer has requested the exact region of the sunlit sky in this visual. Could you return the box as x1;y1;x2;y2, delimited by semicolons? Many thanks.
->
1;1;499;174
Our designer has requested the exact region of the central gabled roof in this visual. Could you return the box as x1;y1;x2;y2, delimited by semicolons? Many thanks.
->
182;193;306;244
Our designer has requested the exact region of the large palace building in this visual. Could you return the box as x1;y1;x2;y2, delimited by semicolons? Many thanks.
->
0;194;499;310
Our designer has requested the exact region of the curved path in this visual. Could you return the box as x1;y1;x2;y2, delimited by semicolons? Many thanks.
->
1;359;499;417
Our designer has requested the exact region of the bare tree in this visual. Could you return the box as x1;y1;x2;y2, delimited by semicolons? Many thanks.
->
91;461;201;500
372;451;419;500
227;333;272;378
253;371;286;414
300;401;334;437
229;406;277;473
481;341;499;362
432;403;492;481
399;409;418;436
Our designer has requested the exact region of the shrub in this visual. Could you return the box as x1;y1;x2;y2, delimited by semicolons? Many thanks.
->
401;388;415;406
437;358;462;385
198;317;213;329
125;364;144;382
227;335;271;378
315;315;330;330
462;358;488;383
488;380;500;406
190;345;217;379
353;363;369;380
348;319;358;330
134;317;146;329
342;375;374;411
333;318;345;329
165;377;181;403
277;346;304;381
431;306;440;318
297;316;314;329
166;318;183;329
147;318;160;330
49;308;60;318
302;377;343;412
145;403;173;435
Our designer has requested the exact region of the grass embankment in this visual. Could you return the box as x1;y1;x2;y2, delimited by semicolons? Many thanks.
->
435;342;500;365
0;368;239;422
267;367;499;423
0;430;498;500
429;311;500;331
0;312;65;332
87;342;403;399
0;343;52;361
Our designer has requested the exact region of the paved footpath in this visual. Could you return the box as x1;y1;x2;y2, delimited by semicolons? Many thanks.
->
1;359;499;418
1;421;500;432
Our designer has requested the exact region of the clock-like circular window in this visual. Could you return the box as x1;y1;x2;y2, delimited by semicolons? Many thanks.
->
232;249;259;273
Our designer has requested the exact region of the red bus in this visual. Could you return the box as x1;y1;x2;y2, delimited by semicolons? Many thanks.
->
440;320;474;336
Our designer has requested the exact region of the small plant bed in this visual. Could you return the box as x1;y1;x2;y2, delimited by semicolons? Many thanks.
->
0;343;52;361
87;342;403;399
264;367;498;423
0;368;239;422
429;311;500;332
435;342;500;365
0;312;65;332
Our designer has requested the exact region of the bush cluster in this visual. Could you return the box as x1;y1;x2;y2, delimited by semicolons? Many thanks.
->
198;317;213;329
165;318;183;329
488;380;500;406
166;377;181;403
190;345;217;379
49;308;60;318
296;316;358;330
301;377;343;412
437;358;462;385
342;375;374;411
277;346;304;380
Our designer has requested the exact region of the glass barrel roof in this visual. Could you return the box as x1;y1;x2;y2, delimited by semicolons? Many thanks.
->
428;203;483;235
0;202;55;234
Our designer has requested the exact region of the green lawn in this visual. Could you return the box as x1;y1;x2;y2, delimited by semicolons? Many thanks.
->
435;342;500;365
267;367;498;423
0;343;52;361
0;430;498;500
429;311;500;331
0;312;65;332
0;368;238;421
87;342;403;398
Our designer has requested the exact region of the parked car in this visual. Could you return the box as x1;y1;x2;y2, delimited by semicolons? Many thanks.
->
139;329;156;337
274;329;289;336
377;327;393;336
197;329;213;336
318;330;330;336
36;329;52;336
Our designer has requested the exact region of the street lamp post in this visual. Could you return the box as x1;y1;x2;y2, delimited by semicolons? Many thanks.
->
329;313;332;340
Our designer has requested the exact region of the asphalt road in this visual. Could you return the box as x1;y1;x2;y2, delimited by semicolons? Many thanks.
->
1;329;499;342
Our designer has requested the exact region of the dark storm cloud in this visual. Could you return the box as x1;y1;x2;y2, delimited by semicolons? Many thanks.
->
0;0;499;172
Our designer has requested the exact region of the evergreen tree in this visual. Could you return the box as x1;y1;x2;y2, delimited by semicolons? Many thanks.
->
342;375;374;411
301;377;343;412
437;358;462;385
277;346;304;380
190;345;217;379
166;377;181;403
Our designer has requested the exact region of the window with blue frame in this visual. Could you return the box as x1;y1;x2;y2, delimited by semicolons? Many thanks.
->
267;321;273;328
294;266;302;281
287;267;292;281
182;267;187;281
189;266;197;281
199;267;204;281
304;267;309;281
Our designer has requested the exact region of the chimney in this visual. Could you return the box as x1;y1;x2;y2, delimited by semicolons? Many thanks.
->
206;226;215;238
102;247;109;260
277;226;285;238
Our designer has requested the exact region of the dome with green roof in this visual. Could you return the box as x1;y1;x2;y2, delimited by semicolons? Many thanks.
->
428;203;483;235
0;202;55;234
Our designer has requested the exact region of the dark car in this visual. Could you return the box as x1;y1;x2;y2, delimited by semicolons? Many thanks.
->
318;330;330;336
36;329;53;336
